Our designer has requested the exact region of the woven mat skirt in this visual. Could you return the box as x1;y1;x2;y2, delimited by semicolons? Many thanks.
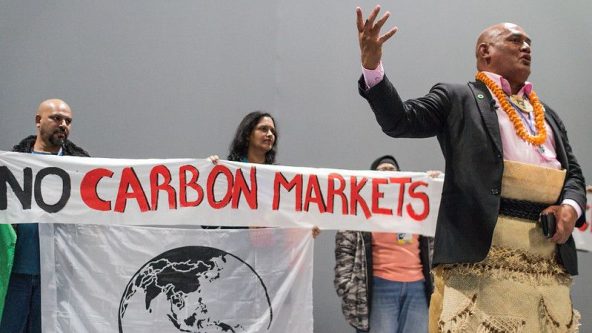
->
429;160;580;333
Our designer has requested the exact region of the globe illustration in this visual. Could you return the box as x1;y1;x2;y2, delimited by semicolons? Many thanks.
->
118;246;272;332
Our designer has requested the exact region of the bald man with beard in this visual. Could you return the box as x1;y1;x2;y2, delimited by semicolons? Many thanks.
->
1;99;89;333
355;6;586;333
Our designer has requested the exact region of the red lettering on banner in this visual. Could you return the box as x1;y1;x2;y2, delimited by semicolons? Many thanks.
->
80;168;114;211
207;165;233;209
179;165;204;207
406;181;429;221
350;176;371;219
272;172;303;211
303;175;326;213
114;167;150;212
327;173;348;214
371;177;392;215
232;167;258;209
150;165;176;210
390;177;412;216
77;163;435;223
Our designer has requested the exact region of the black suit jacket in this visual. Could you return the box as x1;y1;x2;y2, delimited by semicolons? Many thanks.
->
359;75;586;275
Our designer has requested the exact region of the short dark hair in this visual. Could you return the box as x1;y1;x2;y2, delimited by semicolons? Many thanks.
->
228;111;278;164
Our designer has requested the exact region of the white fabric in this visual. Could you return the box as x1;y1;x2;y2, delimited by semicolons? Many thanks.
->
0;151;442;235
40;224;313;333
573;190;592;251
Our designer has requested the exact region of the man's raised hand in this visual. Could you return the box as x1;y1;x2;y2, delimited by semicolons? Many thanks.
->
356;5;398;70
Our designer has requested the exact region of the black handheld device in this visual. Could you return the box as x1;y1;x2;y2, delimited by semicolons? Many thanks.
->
540;213;556;238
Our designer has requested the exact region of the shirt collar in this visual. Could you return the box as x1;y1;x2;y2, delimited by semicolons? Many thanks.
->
31;147;63;156
482;71;532;96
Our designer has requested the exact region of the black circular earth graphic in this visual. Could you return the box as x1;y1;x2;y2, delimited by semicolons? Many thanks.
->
118;246;272;332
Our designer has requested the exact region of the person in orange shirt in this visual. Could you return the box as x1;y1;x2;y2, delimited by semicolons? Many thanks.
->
334;155;433;333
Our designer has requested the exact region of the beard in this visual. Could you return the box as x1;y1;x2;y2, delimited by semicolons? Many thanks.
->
46;129;67;147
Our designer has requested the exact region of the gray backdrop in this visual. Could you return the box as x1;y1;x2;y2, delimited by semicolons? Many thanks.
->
1;0;590;332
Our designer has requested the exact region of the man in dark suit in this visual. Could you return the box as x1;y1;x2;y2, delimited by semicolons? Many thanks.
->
356;5;586;332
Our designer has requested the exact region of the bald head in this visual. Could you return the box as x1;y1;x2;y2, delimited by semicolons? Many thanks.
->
37;99;71;117
475;23;532;93
475;23;507;58
34;99;73;153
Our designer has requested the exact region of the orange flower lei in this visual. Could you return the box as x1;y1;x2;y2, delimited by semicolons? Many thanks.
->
475;71;547;146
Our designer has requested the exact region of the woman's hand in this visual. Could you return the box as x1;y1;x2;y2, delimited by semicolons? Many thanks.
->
207;155;219;164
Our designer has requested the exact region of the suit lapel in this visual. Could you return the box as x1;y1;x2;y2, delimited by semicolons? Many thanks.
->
468;81;503;155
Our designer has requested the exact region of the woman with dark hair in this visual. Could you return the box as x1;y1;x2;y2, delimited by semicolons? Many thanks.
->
205;111;276;231
210;111;277;164
208;111;320;237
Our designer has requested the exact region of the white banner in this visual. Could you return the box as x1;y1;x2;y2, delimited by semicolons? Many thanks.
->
40;225;313;333
2;151;589;247
572;189;592;252
0;151;442;235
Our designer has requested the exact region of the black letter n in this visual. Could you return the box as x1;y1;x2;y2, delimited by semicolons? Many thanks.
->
0;166;32;210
